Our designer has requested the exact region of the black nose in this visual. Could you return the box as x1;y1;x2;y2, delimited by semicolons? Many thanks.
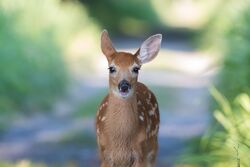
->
118;80;131;93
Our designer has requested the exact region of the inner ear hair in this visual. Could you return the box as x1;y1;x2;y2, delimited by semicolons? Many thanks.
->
137;34;162;64
134;48;141;64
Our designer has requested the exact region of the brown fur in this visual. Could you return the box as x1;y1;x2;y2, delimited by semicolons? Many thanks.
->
96;67;160;167
96;31;160;167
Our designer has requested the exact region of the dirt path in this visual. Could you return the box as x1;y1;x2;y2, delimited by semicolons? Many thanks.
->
0;39;215;167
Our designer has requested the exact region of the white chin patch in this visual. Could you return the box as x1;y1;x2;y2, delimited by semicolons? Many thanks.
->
113;89;133;99
120;91;130;98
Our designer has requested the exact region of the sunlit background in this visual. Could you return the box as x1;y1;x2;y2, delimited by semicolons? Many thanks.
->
0;0;249;166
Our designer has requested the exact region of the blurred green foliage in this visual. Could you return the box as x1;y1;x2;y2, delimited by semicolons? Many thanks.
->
0;161;46;167
78;0;161;36
181;1;250;166
74;89;107;117
179;88;250;167
202;0;250;102
0;160;80;167
59;130;96;147
151;86;180;110
0;4;67;112
0;0;99;113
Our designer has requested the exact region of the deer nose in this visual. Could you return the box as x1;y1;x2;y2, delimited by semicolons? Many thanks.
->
118;80;131;93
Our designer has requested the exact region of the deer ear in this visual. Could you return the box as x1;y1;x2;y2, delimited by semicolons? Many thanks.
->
136;34;162;64
101;30;116;62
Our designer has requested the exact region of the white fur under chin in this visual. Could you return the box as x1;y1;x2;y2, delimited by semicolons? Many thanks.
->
112;88;134;99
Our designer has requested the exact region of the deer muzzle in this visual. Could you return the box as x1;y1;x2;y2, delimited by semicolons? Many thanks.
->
118;79;131;95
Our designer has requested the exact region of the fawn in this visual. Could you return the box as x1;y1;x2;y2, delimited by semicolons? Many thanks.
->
96;30;162;167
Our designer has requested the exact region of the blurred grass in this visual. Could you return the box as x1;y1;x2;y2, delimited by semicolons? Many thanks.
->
0;160;47;167
0;160;80;167
181;1;250;166
178;89;250;167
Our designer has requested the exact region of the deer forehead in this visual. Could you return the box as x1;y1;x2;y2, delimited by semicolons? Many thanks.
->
111;52;139;68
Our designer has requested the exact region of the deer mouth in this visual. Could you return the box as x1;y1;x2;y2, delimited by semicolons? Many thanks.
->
118;80;131;97
119;86;130;95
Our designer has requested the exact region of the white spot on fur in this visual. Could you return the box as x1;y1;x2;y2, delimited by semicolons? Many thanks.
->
147;150;155;161
149;110;154;116
138;100;142;105
150;103;158;117
150;124;159;137
139;115;144;121
101;116;106;121
155;124;159;133
99;102;107;111
148;92;151;99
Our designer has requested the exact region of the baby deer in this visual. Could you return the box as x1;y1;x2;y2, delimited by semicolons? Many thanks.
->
96;30;162;167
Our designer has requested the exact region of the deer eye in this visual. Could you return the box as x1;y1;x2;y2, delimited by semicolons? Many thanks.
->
132;67;140;74
108;66;116;73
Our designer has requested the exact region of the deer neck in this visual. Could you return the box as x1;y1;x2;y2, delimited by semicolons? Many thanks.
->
105;92;139;143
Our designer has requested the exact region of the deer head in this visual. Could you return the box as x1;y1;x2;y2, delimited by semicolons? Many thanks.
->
101;30;162;99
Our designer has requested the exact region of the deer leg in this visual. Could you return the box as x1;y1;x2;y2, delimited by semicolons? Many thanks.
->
132;144;146;167
100;161;109;167
147;156;156;167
